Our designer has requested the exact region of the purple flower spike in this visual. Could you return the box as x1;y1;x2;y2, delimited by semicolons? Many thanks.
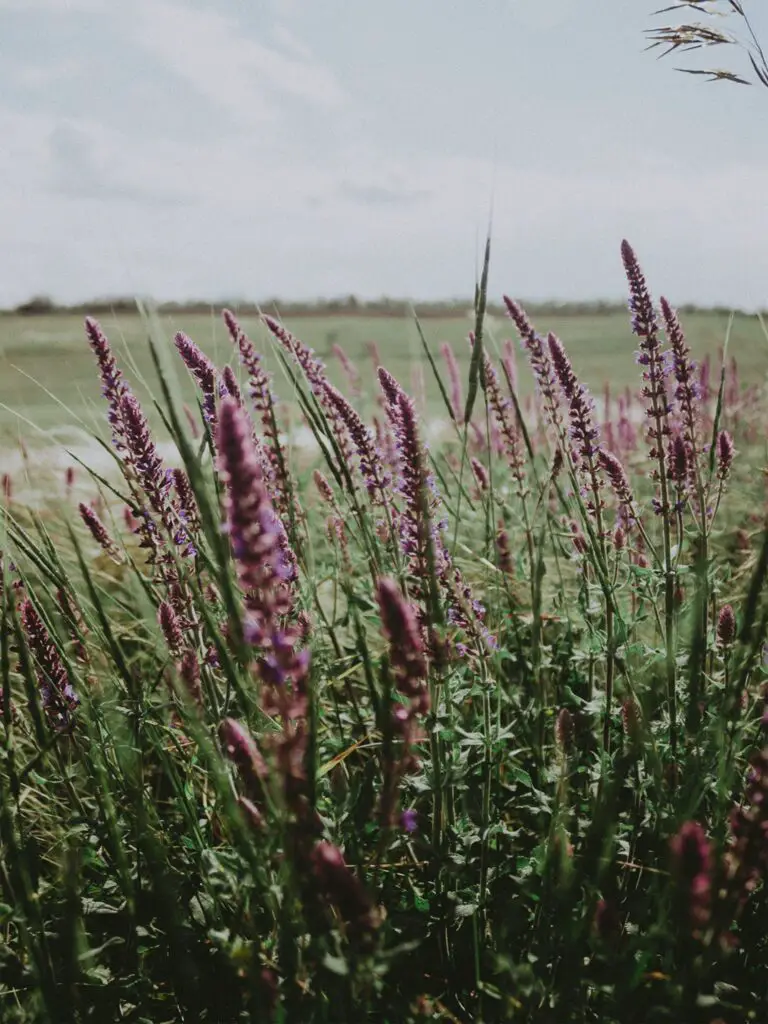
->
598;450;634;516
219;717;269;792
480;352;527;495
263;314;353;464
503;297;563;434
20;599;79;729
311;841;377;938
158;600;184;655
717;430;735;480
178;649;203;706
377;577;429;702
223;310;292;513
84;317;130;449
120;394;168;518
440;341;464;423
621;241;674;519
717;604;736;648
670;821;712;935
174;332;219;427
221;365;242;406
322;382;390;503
548;333;601;466
660;297;701;476
217;398;293;633
78;502;123;563
401;808;418;833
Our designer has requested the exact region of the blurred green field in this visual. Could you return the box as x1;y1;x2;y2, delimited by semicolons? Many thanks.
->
1;308;766;449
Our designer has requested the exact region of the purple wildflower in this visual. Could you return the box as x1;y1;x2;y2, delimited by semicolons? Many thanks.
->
120;394;168;521
724;750;768;924
376;577;430;826
671;821;712;935
555;708;574;751
548;334;600;465
378;369;490;647
20;599;79;728
660;297;701;482
216;392;308;820
598;450;634;521
501;337;518;396
503;297;563;433
263;314;352;462
176;649;202;706
216;398;292;637
667;433;689;487
717;604;736;649
471;457;489;492
170;468;200;536
377;577;429;708
480;352;527;496
310;841;377;939
548;333;604;524
332;342;361;397
219;717;268;797
496;525;513;574
223;310;292;518
158;600;184;655
84;317;130;449
313;469;336;506
322;382;390;503
118;394;193;569
621;241;673;510
221;365;242;406
401;808;418;833
717;430;735;480
174;332;219;427
78;502;122;563
440;341;464;423
621;697;642;747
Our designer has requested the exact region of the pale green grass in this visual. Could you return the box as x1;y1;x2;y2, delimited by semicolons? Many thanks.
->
1;309;766;444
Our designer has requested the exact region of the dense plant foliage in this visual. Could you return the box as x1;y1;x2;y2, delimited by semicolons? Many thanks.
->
0;240;767;1022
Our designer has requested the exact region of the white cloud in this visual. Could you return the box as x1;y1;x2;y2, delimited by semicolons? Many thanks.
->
3;101;768;310
47;122;191;205
13;58;82;89
505;0;579;30
0;0;105;9
128;2;347;127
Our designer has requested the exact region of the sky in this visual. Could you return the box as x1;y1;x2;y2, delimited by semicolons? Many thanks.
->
1;0;768;308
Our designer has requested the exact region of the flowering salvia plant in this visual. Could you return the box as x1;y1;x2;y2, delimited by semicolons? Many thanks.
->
0;238;766;1022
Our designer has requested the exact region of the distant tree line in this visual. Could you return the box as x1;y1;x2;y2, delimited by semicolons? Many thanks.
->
2;293;756;320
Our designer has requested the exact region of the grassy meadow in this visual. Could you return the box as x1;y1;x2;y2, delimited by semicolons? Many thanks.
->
1;248;768;1023
1;306;766;438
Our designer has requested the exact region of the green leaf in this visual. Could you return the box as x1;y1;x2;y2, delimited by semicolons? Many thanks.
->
413;894;430;913
322;953;349;976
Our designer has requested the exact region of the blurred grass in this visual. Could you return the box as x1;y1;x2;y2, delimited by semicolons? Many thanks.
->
1;308;766;444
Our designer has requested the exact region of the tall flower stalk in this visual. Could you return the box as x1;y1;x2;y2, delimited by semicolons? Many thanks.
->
174;332;221;430
375;578;429;834
547;332;623;752
222;310;295;528
622;239;678;761
263;314;353;466
217;397;310;821
20;599;79;730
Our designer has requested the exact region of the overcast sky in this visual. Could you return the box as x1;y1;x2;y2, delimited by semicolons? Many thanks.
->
1;0;767;308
